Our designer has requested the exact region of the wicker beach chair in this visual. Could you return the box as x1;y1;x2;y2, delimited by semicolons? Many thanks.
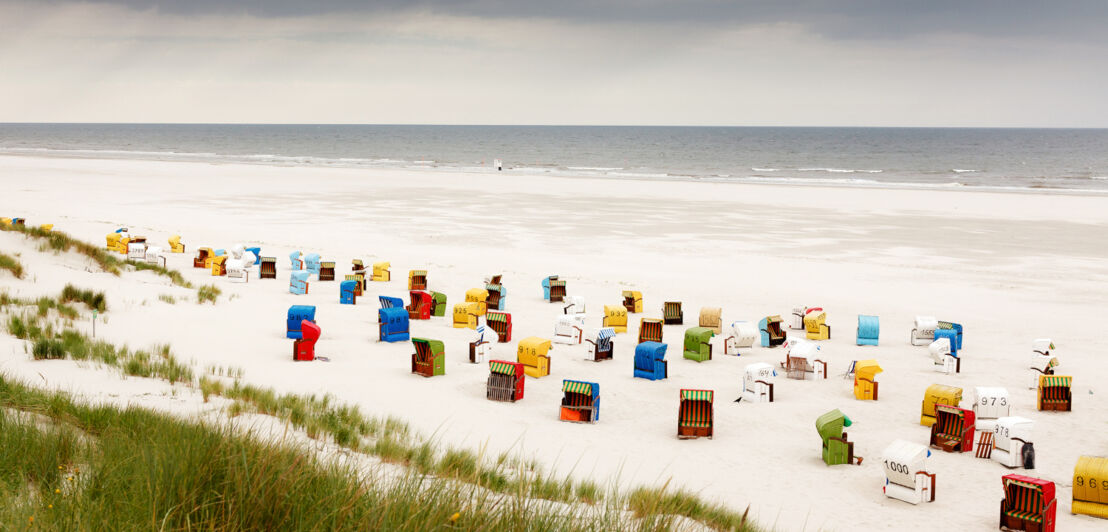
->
677;389;713;439
411;338;445;377
559;380;600;423
663;301;683;325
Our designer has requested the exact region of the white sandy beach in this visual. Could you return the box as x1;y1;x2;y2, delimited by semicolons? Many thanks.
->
1;154;1106;531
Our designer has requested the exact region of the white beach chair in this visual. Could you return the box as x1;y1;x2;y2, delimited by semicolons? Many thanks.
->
991;416;1034;469
784;339;825;380
231;244;245;260
742;363;776;403
143;246;166;267
929;338;959;374
471;325;495;363
788;306;806;330
724;320;758;355
912;316;938;345
972;386;1010;433
226;258;250;283
563;295;586;316
127;241;147;260
882;440;936;505
553;315;585;345
1028;339;1058;389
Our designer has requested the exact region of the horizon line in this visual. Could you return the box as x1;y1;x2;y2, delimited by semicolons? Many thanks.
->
1;122;1107;130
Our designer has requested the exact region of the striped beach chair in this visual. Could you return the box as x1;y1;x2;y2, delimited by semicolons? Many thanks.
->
637;318;663;344
487;360;525;402
542;276;559;300
485;281;506;311
318;261;335;281
677;389;713;439
929;405;975;453
408;269;428;290
586;328;615;361
486;311;512;342
559;380;600;423
999;475;1056;532
1037;375;1072;411
548;279;566;303
411;338;445;377
663;301;683;325
759;315;786;347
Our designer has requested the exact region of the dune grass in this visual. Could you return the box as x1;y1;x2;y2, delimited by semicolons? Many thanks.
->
0;252;23;279
0;377;637;531
0;290;759;531
197;284;221;304
59;284;107;313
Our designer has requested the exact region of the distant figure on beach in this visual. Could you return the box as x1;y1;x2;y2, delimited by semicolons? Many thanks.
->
494;158;502;171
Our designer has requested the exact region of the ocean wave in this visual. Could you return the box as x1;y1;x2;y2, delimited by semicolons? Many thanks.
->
568;166;624;171
751;167;779;172
1090;176;1108;180
798;167;883;174
952;169;978;173
608;171;670;179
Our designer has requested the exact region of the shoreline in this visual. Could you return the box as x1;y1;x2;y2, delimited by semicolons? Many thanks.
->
2;149;1107;197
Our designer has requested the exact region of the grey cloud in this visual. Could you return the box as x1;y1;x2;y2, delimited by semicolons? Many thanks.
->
23;1;1108;42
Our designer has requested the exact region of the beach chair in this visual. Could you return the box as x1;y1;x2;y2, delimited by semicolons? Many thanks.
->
378;307;410;343
603;305;628;333
560;380;600;423
622;290;643;313
407;290;433;320
210;255;228;276
742;362;776;403
452;302;480;329
929;405;975;453
911;316;939;345
548;279;566;303
408;269;428;290
638;318;664;344
469;325;496;363
991;417;1035;469
972;387;1011;433
106;233;121;253
485;282;506;311
340;280;358;305
553;315;585;345
39;224;53;232
293;320;321;362
193;247;212;268
164;235;183;253
683;327;714;362
782;340;826;380
633;342;668;381
789;306;808;330
411;338;445;377
144;246;167;268
259;257;277;279
1028;339;1059;389
372;261;390;282
226;259;249;283
304;254;321;275
486;311;512;342
586;328;615;362
816;409;860;466
563;295;586;316
929;337;961;374
677;389;713;439
934;329;960;359
1072;456;1108;519
999;475;1056;532
487;360;525;402
351;259;366;282
517;337;552;378
318;261;335;281
245;247;261;265
856;315;879;346
804;310;830;340
937;320;963;349
758;315;786;347
286;305;316;339
430;292;448;317
289;251;304;271
465;288;489;316
1037;375;1072;411
881;440;936;504
127;240;147;260
698;307;722;334
853;359;882;400
663;301;683;325
920;384;962;426
289;271;310;294
542;276;559;300
724;321;758;355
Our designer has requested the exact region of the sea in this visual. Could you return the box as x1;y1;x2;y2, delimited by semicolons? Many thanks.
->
1;124;1107;193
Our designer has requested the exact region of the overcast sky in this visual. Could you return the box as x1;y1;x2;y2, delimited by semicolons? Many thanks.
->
2;0;1106;126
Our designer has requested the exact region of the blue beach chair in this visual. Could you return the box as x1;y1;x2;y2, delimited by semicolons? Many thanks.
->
857;315;880;346
634;342;668;381
286;305;316;339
